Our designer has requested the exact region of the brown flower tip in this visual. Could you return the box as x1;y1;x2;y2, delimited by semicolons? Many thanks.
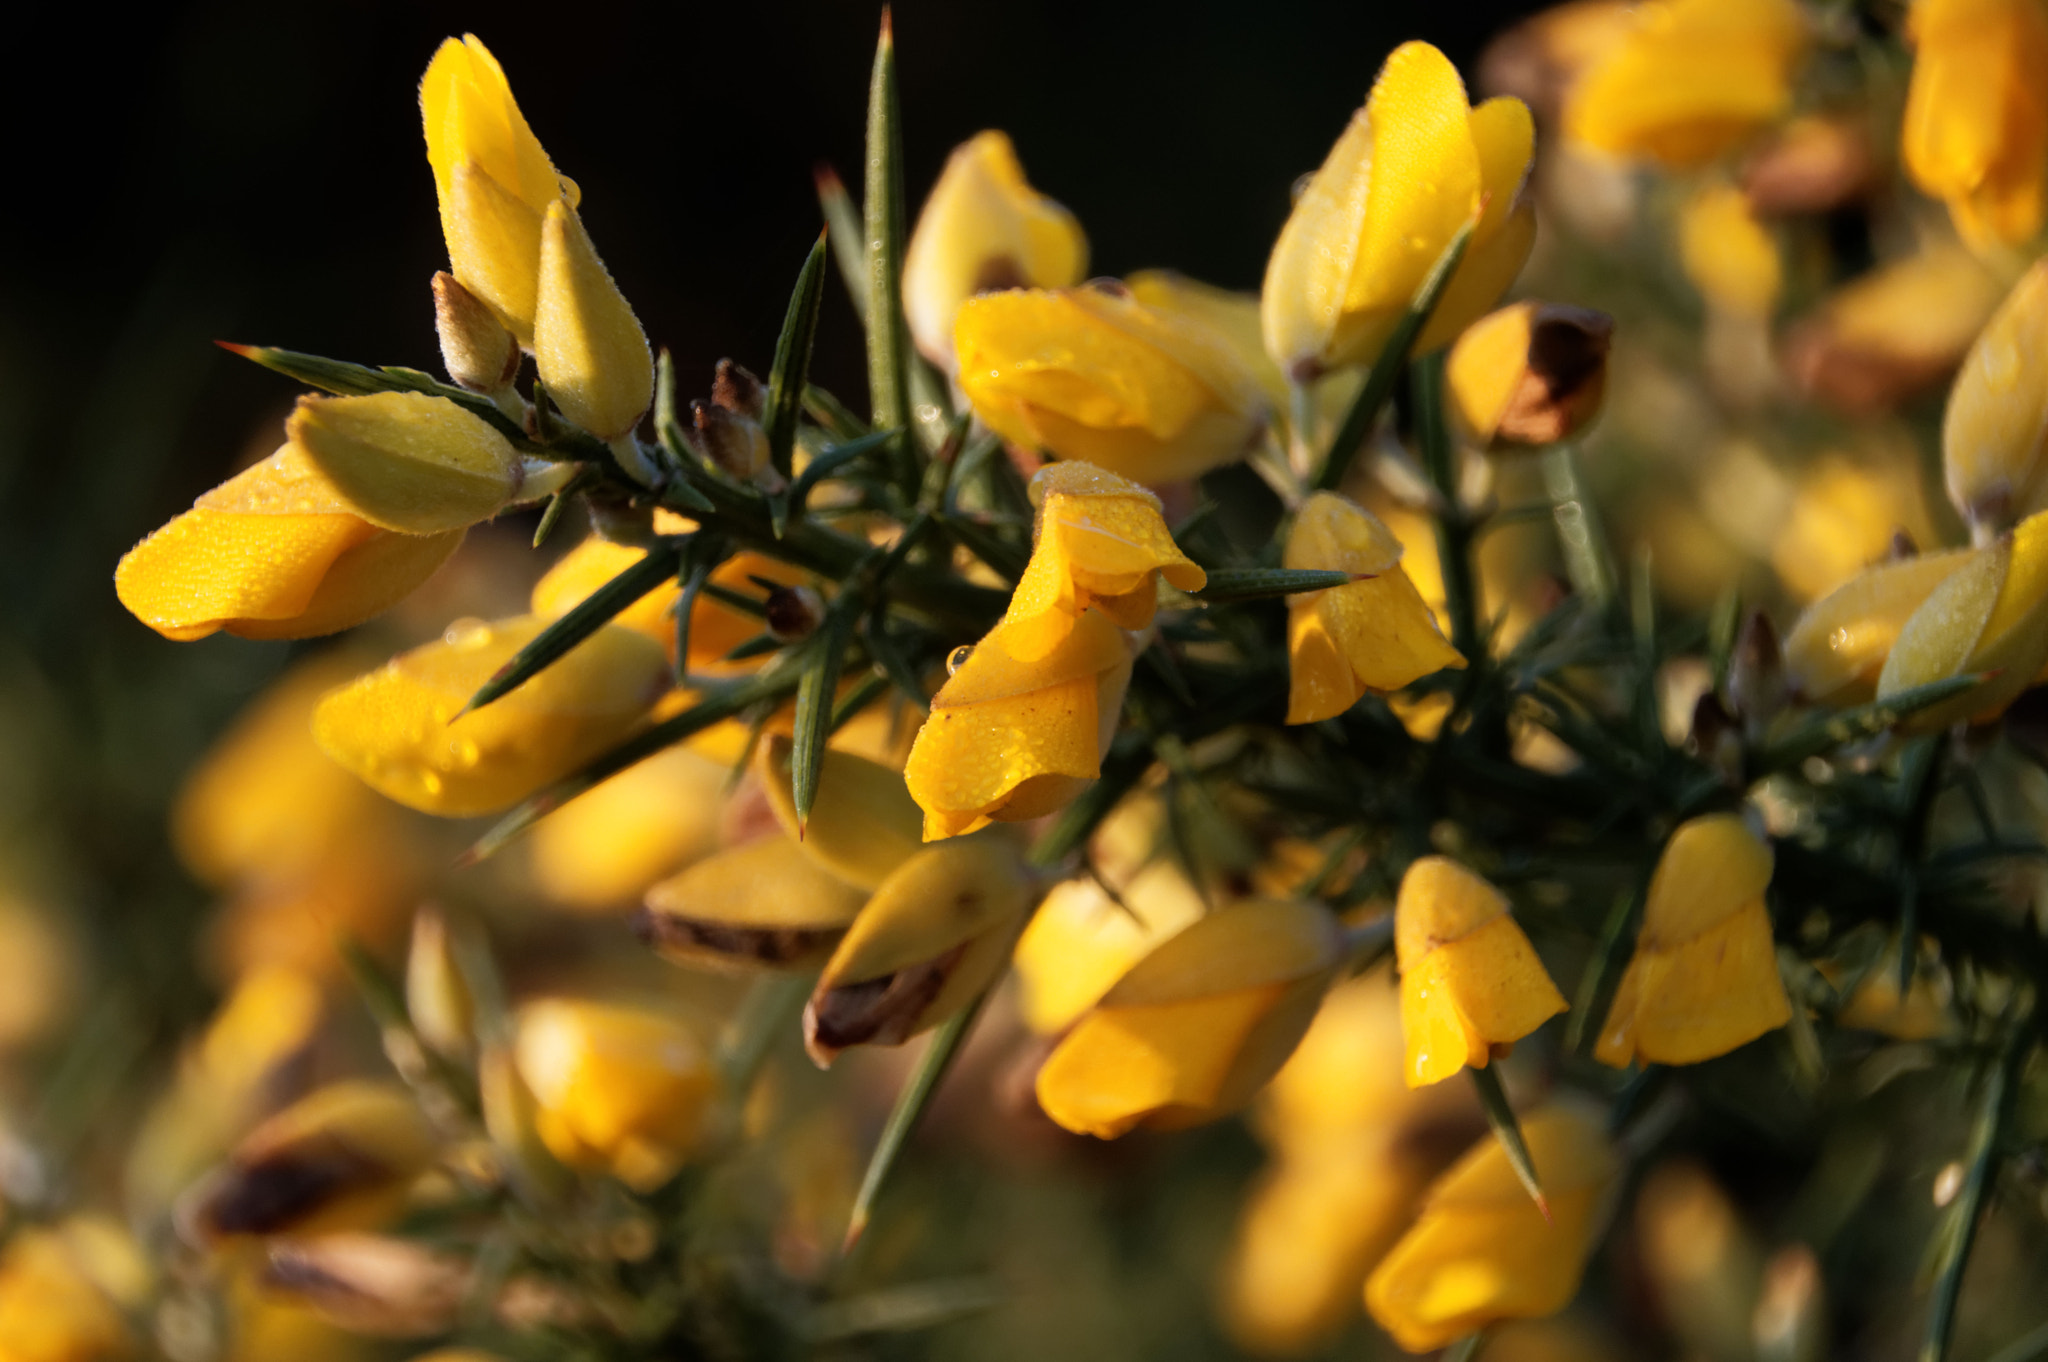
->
710;358;766;419
1497;305;1614;446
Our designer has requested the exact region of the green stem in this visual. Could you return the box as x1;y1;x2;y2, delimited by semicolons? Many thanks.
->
1412;351;1482;665
1540;442;1616;612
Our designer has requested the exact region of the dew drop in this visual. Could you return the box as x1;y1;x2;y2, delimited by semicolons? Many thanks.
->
947;645;974;675
420;770;446;796
444;617;493;650
451;738;482;769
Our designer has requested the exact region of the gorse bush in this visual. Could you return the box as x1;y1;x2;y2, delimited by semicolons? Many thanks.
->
11;1;2048;1359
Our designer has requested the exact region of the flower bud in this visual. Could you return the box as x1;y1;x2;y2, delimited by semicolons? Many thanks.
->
1781;547;1975;705
1445;301;1613;450
479;1042;570;1204
1782;246;2002;418
688;399;771;481
420;35;575;344
1006;460;1207;660
261;1234;470;1338
638;833;869;971
1595;814;1791;1067
1034;898;1341;1138
1365;1103;1619;1351
954;283;1268;486
312;614;670;817
116;440;465;642
1283;493;1465;726
433;271;519;393
406;906;475;1061
512;998;721;1191
287;391;525;535
710;358;766;420
1562;0;1806;169
1903;0;2048;249
1945;259;2048;532
903;130;1088;371
179;1080;438;1245
1394;857;1566;1088
534;198;654;441
904;608;1137;840
763;585;825;642
1264;42;1536;378
804;835;1034;1065
1680;183;1781;319
1876;511;2048;727
755;734;923;889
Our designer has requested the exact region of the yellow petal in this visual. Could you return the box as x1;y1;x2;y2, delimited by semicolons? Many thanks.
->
534;200;652;441
529;745;724;911
287;391;522;534
445;160;547;343
1640;813;1773;946
1876;537;2006;714
1904;0;2048;248
1781;547;1975;704
1284;490;1406;576
531;535;679;642
1680;182;1780;318
1946;259;2048;527
902;130;1087;370
1395;855;1510;970
1606;900;1792;1066
639;833;869;970
930;606;1131;707
312;615;668;816
755;734;925;889
1399;947;1494;1086
1415;97;1538;355
1103;898;1342;1007
1011;861;1206;1033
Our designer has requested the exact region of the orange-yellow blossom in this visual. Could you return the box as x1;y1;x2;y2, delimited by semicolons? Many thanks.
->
903;130;1087;371
1262;41;1536;379
313;614;669;816
904;608;1136;840
1395;857;1565;1088
1903;0;2048;249
1563;0;1806;169
1034;899;1342;1138
1006;460;1207;660
1283;492;1465;725
1365;1103;1618;1351
1596;814;1792;1067
954;283;1268;486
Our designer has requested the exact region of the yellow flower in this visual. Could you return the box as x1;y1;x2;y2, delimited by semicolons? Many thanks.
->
513;998;721;1190
805;835;1034;1065
1034;898;1341;1138
0;1219;148;1362
1262;41;1535;380
534;197;653;442
1012;853;1205;1034
180;1081;438;1244
1903;0;2048;249
529;745;725;911
1444;301;1613;450
312;614;670;816
115;441;464;642
1395;857;1565;1088
1876;510;2048;726
1283;492;1465;726
1679;183;1781;319
1365;1103;1618;1352
954;283;1268;486
1595;814;1792;1067
1783;246;2003;418
286;391;527;535
638;832;870;971
1006;460;1207;660
1781;546;1975;705
1946;258;2048;530
420;34;578;344
904;607;1137;839
903;130;1087;371
1563;0;1806;169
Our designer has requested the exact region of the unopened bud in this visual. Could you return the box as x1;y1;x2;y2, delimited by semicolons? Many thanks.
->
1445;301;1613;450
405;906;475;1061
689;399;770;480
262;1234;470;1337
764;585;826;642
533;199;653;441
432;272;520;393
1726;608;1787;730
479;1043;570;1205
710;359;766;420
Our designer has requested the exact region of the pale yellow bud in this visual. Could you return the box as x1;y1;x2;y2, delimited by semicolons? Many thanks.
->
1945;259;2048;532
405;906;475;1061
638;833;869;971
287;391;525;535
1877;511;2048;726
432;270;520;392
534;199;653;441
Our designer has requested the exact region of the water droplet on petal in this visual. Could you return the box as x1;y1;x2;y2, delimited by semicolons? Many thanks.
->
444;617;493;649
947;645;974;675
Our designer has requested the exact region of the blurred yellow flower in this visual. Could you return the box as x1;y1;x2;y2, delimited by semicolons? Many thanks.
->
1595;814;1792;1067
1263;41;1535;378
0;1219;148;1362
313;614;670;816
805;835;1033;1064
1876;510;2048;726
1563;0;1805;168
1770;454;1934;604
639;832;869;971
1782;245;2002;418
1283;492;1464;725
514;998;721;1191
1946;258;2048;530
1445;301;1613;450
115;441;464;642
287;391;528;535
1679;183;1781;319
904;608;1136;839
1395;857;1565;1088
529;744;725;911
1903;0;2048;249
181;1081;438;1244
1364;1103;1618;1351
420;34;578;344
954;284;1267;486
1034;899;1340;1138
1006;460;1207;660
903;130;1087;371
1781;547;1974;704
534;198;653;442
1012;851;1205;1034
